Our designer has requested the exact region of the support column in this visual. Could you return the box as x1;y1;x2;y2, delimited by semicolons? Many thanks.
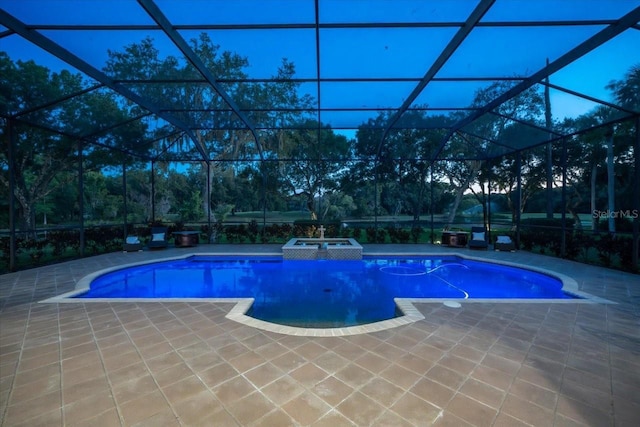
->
561;138;568;257
487;159;492;244
7;119;17;271
78;140;85;256
546;142;554;219
261;166;267;242
633;117;639;269
430;166;434;244
545;59;554;220
374;159;379;237
207;162;212;243
515;152;522;249
122;161;128;237
151;160;156;223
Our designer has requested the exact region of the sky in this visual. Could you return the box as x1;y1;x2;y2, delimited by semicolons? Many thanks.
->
1;0;639;132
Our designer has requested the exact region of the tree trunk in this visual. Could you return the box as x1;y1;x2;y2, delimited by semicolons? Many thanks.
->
201;161;216;222
568;208;583;231
606;131;615;233
447;187;465;225
414;164;427;222
307;196;317;220
446;161;481;224
546;143;554;219
481;186;488;228
14;189;36;238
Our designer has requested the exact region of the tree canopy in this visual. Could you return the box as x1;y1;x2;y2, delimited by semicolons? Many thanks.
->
1;35;639;234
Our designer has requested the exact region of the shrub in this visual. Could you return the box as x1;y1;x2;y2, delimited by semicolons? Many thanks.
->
411;226;423;244
615;235;637;272
260;223;295;242
19;238;47;262
595;233;616;267
365;227;387;243
49;230;80;256
224;224;248;243
351;227;362;240
277;223;293;239
386;226;410;243
570;232;596;262
520;218;573;255
248;220;259;243
292;220;340;238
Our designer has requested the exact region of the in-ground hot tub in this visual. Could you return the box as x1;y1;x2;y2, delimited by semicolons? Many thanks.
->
282;238;363;260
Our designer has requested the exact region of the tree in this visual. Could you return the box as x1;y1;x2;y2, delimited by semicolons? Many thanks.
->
83;170;121;223
278;122;351;220
458;81;545;225
353;110;448;220
103;34;315;223
552;64;640;234
124;169;153;222
607;63;640;111
606;64;640;236
0;56;80;232
0;52;148;233
322;192;357;221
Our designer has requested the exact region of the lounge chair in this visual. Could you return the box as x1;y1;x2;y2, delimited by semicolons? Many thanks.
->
495;235;516;252
148;226;169;250
123;235;143;252
468;226;489;250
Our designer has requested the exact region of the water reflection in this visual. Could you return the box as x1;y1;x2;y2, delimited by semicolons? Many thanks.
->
79;256;571;327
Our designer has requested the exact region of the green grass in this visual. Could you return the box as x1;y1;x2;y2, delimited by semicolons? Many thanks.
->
226;211;313;222
228;212;454;224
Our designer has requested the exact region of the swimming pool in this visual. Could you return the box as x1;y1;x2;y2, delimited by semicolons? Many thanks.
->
74;255;576;327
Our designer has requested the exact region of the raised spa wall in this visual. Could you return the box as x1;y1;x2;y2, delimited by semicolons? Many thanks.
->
282;238;363;260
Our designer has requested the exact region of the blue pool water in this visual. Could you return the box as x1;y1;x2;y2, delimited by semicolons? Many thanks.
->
76;256;575;327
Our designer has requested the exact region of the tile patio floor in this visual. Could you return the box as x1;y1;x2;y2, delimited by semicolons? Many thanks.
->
1;244;639;426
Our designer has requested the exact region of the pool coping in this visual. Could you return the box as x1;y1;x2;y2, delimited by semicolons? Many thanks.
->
40;251;615;337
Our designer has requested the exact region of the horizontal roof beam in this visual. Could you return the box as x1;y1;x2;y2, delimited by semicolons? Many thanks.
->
114;76;525;84
22;19;621;31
